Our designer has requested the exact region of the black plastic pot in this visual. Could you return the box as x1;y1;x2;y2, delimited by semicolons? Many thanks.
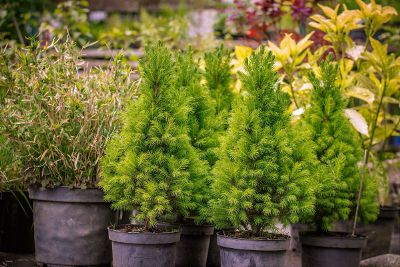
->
0;191;34;253
108;225;180;267
290;223;312;252
206;230;220;267
175;223;214;267
334;206;399;259
300;232;366;267
217;233;290;267
29;186;113;266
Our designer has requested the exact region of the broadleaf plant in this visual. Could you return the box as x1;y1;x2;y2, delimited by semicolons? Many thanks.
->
210;47;315;236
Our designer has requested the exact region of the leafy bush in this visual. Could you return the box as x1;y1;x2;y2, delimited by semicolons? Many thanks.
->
100;43;209;230
303;59;378;231
210;47;315;236
1;39;135;189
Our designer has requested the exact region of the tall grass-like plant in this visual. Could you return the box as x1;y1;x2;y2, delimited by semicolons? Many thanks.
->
303;59;378;231
1;39;135;189
211;47;315;236
100;43;209;230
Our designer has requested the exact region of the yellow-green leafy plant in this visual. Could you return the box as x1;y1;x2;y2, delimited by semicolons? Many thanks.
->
268;32;314;110
309;4;362;59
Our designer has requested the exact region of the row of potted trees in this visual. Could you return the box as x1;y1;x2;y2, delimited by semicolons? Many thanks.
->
1;38;385;267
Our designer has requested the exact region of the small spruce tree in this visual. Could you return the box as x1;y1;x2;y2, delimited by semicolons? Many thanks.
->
304;59;378;231
203;45;233;129
175;49;219;166
100;43;208;230
211;47;315;236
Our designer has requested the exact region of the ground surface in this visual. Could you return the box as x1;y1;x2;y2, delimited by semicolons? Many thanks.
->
1;232;398;267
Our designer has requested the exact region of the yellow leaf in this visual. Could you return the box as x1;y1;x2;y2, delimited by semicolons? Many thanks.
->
318;4;337;19
235;45;253;63
345;87;375;104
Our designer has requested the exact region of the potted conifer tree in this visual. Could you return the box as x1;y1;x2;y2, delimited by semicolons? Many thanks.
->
299;59;379;267
201;45;235;267
168;49;218;267
3;40;134;266
210;47;315;267
100;43;209;267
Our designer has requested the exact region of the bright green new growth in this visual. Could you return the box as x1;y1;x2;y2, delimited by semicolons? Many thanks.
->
100;43;208;229
175;49;219;166
203;45;233;129
211;47;315;236
304;59;378;231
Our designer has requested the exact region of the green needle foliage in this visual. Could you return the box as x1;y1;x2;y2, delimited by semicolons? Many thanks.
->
175;49;219;166
100;43;209;230
304;58;378;231
210;47;315;236
203;45;233;129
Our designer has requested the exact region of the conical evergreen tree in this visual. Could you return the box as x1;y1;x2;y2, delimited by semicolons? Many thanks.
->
100;43;208;230
211;47;315;236
203;45;233;130
175;49;219;167
304;58;378;231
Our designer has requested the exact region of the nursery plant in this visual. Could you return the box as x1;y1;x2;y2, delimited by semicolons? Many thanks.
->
100;43;209;230
211;46;315;235
175;49;218;167
203;45;234;130
2;40;135;188
303;58;378;232
211;46;315;266
1;39;135;266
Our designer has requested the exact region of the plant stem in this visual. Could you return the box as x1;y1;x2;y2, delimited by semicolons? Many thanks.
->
352;77;387;236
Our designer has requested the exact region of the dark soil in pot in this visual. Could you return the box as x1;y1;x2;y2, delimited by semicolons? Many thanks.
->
334;206;399;259
0;191;34;253
217;231;290;267
108;224;180;267
29;186;113;266
300;231;366;267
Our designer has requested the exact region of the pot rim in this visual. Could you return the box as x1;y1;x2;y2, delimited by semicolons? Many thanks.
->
108;224;180;245
300;231;367;249
217;232;290;252
28;186;105;203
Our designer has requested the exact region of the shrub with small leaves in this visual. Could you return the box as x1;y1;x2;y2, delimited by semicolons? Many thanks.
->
210;47;315;236
100;43;209;230
303;58;378;231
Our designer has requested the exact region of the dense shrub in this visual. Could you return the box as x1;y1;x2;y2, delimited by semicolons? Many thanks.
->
100;43;209;229
1;40;135;188
211;47;315;236
303;59;378;231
